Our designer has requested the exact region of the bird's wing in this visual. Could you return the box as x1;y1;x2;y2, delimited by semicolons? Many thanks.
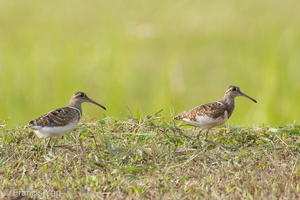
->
174;101;227;122
28;106;81;129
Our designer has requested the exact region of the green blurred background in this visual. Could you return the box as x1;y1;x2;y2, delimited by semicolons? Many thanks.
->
0;0;299;127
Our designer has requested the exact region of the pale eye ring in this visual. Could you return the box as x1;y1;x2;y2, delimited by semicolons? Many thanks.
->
80;93;85;98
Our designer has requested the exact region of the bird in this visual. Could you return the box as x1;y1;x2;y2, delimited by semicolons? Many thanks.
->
173;85;257;148
28;92;106;152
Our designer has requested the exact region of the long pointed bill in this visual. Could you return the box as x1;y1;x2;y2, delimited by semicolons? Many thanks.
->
87;98;107;110
240;92;257;103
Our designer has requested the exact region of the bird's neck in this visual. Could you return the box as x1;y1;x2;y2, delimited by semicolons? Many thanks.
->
68;100;82;113
221;94;235;117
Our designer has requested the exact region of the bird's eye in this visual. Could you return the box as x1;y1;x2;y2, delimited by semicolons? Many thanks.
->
80;93;85;98
232;87;237;92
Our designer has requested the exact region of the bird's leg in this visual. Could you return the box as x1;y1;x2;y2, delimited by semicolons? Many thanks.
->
204;129;239;149
196;129;202;147
46;137;52;148
50;136;61;153
196;129;202;141
203;129;218;147
204;129;210;141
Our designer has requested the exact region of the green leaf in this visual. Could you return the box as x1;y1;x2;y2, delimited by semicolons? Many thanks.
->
111;167;143;174
43;164;48;172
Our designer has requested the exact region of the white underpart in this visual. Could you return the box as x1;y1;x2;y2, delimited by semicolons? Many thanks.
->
32;120;79;138
182;110;229;129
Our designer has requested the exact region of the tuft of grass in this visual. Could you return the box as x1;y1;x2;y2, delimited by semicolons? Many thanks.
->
0;114;299;199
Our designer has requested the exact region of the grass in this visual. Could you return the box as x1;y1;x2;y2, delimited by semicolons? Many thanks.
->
0;113;299;199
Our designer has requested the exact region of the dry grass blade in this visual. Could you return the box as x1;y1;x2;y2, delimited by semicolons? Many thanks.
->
0;117;299;199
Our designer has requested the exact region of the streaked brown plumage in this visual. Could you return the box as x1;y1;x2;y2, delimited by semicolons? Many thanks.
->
29;106;81;128
28;92;106;151
175;102;228;123
174;85;257;148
